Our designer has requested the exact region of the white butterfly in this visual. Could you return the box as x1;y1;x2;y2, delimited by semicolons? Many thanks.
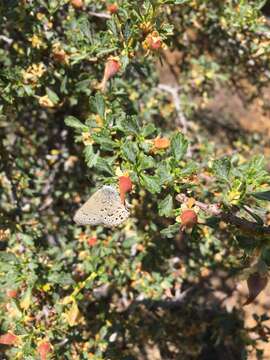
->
73;185;130;228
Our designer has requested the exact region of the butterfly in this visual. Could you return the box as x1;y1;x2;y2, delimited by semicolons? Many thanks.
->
73;185;130;227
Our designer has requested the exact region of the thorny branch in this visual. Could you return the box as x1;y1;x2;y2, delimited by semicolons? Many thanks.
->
176;193;270;236
0;35;13;45
88;11;111;19
0;137;20;214
158;84;188;134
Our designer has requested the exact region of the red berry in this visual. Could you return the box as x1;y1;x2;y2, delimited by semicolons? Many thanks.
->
37;341;52;360
87;237;97;247
0;332;18;345
70;0;83;9
6;289;18;298
107;4;118;14
145;32;162;50
180;210;198;229
119;176;133;203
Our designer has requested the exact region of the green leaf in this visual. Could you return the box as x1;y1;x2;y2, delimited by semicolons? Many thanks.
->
158;194;173;217
92;132;118;151
96;157;114;175
171;132;188;161
0;252;18;264
174;0;190;4
120;116;140;135
122;140;138;163
65;116;88;131
123;19;132;41
160;223;179;238
142;123;156;137
251;190;270;201
75;78;92;93
257;0;267;10
179;160;198;176
212;157;231;182
140;173;161;194
138;154;156;170
46;87;59;104
107;19;118;37
156;160;173;185
84;145;99;168
94;93;105;118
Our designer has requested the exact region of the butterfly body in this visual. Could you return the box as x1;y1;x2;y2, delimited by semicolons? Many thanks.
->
74;185;129;227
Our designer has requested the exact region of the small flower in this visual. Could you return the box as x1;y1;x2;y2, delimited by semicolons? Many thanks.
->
0;228;10;241
36;12;45;21
87;236;97;246
139;21;154;34
22;63;46;84
38;95;55;108
98;56;121;92
29;34;44;49
82;132;93;146
152;137;170;150
143;31;163;51
52;43;69;64
107;3;118;14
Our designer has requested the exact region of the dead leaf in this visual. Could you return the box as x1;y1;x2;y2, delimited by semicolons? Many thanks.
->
66;301;80;326
244;272;268;306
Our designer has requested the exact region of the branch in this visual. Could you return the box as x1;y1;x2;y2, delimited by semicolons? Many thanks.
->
0;139;20;213
88;11;111;19
0;35;13;45
122;286;196;313
157;84;188;134
176;193;270;236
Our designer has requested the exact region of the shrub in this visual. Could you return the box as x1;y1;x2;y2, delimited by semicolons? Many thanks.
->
1;1;270;359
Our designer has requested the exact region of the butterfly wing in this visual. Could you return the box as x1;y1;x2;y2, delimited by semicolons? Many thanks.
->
74;186;129;227
73;188;105;225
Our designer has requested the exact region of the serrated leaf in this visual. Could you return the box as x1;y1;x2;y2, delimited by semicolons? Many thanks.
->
123;19;132;40
122;140;138;163
158;194;173;217
120;116;140;135
94;93;105;118
46;87;59;104
156;160;173;184
65;116;88;131
0;252;18;264
107;19;118;37
142;123;156;137
140;173;161;194
174;0;189;4
171;132;188;161
96;157;114;175
138;154;156;170
160;223;179;238
251;190;270;201
212;157;231;182
91;132;117;151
